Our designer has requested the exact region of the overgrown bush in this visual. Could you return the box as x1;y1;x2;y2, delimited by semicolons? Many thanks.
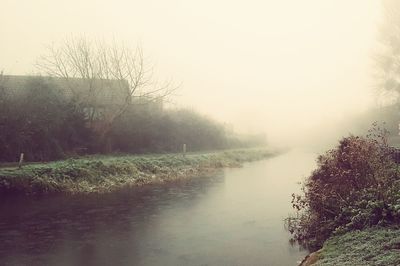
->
110;108;246;153
287;124;400;249
0;77;92;161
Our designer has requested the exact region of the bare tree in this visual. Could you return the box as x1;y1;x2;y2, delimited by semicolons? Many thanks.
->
36;37;174;144
375;0;400;104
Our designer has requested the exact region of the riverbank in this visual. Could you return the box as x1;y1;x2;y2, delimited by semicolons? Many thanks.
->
300;227;400;266
0;149;274;195
288;133;400;266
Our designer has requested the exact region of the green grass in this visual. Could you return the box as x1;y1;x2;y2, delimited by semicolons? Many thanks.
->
0;149;274;195
314;227;400;266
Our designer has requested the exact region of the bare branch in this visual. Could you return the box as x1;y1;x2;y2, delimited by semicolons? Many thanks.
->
36;36;176;137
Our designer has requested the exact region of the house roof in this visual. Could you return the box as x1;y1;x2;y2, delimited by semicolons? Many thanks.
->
1;75;130;106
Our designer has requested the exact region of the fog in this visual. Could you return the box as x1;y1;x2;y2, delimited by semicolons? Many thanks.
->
0;0;382;147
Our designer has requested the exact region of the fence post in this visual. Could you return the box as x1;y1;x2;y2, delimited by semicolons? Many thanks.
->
183;144;186;157
18;153;24;169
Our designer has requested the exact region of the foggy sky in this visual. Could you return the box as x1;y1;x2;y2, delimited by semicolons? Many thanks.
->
1;0;381;145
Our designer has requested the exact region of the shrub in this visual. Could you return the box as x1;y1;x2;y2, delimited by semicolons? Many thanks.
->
287;123;400;249
110;108;233;153
0;77;92;162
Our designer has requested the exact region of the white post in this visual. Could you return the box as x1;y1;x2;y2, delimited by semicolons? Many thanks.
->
183;143;186;157
18;153;24;169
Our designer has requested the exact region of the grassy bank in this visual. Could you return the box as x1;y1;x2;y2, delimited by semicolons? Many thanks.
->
0;149;274;195
310;227;400;266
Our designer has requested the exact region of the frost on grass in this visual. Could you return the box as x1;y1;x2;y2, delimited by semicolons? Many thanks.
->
315;227;400;266
0;149;273;194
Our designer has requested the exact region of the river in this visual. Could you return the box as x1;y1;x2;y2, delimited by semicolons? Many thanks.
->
0;150;316;266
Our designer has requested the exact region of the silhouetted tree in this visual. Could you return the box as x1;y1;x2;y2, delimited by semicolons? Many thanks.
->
36;37;174;149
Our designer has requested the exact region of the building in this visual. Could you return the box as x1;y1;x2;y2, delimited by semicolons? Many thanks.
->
1;75;130;122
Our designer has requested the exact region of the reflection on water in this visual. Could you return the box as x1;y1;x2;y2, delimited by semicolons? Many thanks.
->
0;150;316;266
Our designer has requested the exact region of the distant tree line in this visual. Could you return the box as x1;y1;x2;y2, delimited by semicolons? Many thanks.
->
0;37;266;162
0;76;265;162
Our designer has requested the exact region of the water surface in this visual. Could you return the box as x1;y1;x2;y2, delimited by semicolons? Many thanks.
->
0;150;316;266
